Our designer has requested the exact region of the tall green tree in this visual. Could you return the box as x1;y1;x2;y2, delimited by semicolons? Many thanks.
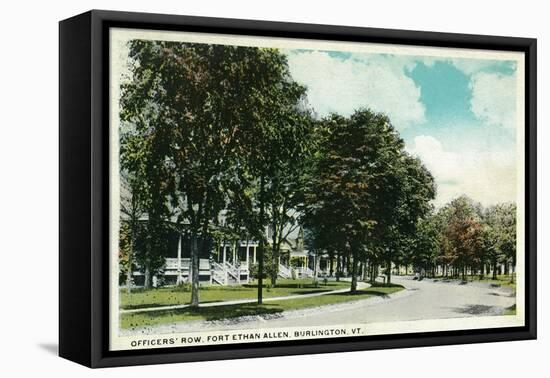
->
119;170;146;293
305;109;435;290
220;49;312;300
484;203;517;280
305;110;400;292
372;153;435;284
410;214;441;277
120;43;175;289
121;40;309;305
265;112;314;287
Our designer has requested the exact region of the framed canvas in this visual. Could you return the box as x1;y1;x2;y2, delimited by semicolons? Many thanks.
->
59;10;537;368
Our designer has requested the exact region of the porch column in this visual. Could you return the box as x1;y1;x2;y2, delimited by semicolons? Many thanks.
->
253;246;257;264
223;245;228;284
177;233;182;284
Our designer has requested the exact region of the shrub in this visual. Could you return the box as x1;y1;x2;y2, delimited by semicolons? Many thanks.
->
174;282;192;292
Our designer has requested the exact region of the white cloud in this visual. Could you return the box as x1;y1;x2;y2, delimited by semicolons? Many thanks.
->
286;51;425;130
469;72;517;130
407;135;516;207
450;58;499;76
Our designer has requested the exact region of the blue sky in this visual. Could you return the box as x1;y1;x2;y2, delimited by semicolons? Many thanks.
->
284;49;519;207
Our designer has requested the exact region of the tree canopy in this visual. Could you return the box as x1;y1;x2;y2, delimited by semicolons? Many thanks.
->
118;40;518;301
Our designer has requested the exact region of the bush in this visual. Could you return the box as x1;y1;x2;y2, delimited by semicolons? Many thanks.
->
249;263;269;279
174;282;192;292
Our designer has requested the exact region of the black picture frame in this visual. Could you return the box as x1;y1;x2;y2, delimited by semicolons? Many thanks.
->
59;9;537;368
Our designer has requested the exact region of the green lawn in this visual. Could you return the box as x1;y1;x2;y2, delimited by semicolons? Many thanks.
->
504;304;516;316
120;279;351;310
121;283;404;329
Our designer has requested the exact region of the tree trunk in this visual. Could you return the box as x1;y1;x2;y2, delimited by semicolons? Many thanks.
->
369;261;374;284
270;221;278;287
329;255;334;277
341;254;346;276
350;251;358;293
370;264;378;284
190;235;200;307
126;251;133;293
492;261;497;280
386;259;392;285
313;253;319;284
257;176;265;304
336;252;341;282
144;262;151;289
126;227;136;293
362;258;368;281
479;262;485;280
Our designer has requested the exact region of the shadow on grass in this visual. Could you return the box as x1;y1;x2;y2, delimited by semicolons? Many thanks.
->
291;289;335;295
243;282;342;290
134;303;284;322
369;282;404;288
122;302;176;310
122;299;225;310
454;304;494;315
201;286;253;292
332;290;389;298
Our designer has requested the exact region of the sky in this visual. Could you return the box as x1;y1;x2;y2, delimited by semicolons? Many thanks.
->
284;49;519;208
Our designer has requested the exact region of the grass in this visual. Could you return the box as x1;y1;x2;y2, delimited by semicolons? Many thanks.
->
120;283;404;329
120;279;351;310
503;304;516;316
432;274;516;291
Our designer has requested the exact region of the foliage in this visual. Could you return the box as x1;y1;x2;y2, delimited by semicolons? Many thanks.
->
303;109;435;289
119;39;518;302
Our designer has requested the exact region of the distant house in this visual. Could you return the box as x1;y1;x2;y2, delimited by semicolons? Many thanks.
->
126;221;334;287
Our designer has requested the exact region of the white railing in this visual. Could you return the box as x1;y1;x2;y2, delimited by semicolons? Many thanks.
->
161;258;250;285
224;262;240;282
211;262;227;285
296;266;314;278
165;258;190;271
239;262;249;273
164;258;179;270
278;264;291;279
199;258;210;271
